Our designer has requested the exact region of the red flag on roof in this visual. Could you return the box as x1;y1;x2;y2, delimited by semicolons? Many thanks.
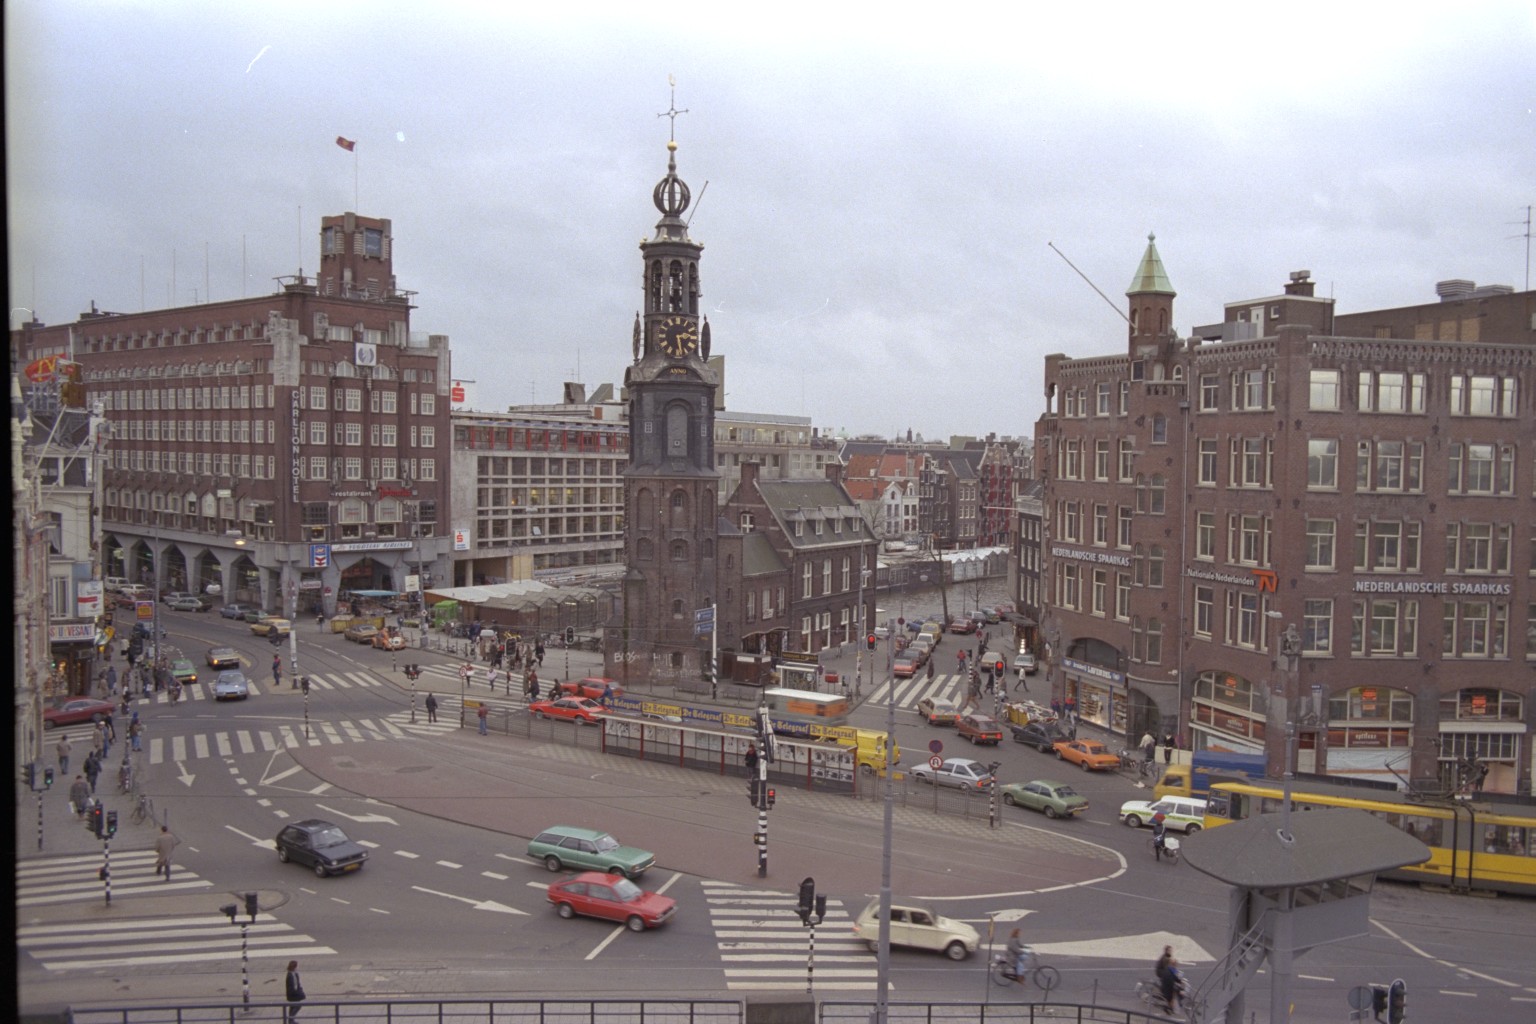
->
336;136;356;152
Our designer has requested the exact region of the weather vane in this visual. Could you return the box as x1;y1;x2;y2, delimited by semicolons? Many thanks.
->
658;74;688;142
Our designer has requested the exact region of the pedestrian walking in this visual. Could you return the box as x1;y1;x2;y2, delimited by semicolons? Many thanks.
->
91;723;106;761
129;716;144;751
534;642;545;666
487;666;499;691
57;736;73;775
69;775;92;817
477;703;488;735
274;654;286;688
84;753;102;794
106;665;118;694
425;693;438;724
744;743;758;774
1139;731;1156;766
102;714;116;757
1163;732;1176;764
285;959;306;1022
527;674;540;703
153;825;179;880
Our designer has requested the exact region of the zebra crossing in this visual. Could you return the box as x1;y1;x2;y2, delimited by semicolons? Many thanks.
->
16;853;334;971
704;880;877;990
866;668;1030;713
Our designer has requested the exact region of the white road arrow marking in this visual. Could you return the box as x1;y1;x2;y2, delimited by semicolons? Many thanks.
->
315;803;398;826
176;759;196;786
1034;930;1215;963
225;825;275;848
980;908;1038;923
410;885;528;915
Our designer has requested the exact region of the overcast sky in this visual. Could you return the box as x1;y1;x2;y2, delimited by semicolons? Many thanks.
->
8;1;1535;440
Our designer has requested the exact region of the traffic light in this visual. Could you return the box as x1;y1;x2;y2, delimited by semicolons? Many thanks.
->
1371;986;1387;1017
995;659;1005;676
564;626;575;645
25;763;35;789
89;804;105;838
1387;979;1406;1023
701;655;714;687
43;767;54;788
748;777;761;806
765;787;776;810
301;676;311;694
245;891;260;918
797;877;816;922
866;633;877;651
221;902;238;923
105;810;118;838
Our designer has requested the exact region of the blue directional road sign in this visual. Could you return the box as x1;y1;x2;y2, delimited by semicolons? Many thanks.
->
694;606;715;636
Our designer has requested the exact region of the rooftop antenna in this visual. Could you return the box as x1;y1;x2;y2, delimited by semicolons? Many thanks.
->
1048;242;1131;325
1510;204;1533;292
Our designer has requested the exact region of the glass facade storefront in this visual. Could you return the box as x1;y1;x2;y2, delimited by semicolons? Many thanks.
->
1438;688;1525;795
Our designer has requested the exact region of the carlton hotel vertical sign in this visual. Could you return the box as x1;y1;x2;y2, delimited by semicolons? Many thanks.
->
291;388;303;503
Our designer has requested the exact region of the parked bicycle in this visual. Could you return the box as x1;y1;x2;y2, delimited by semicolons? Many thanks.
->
131;792;155;826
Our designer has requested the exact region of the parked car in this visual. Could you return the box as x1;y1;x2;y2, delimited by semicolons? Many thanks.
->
243;608;270;623
910;757;994;791
527;825;655;878
275;820;368;877
1010;720;1069;752
220;603;257;620
1120;796;1208;833
559;677;623;700
371;629;406;651
872;625;891;640
852;899;978;960
1013;652;1038;676
168;594;212;612
915;697;958;726
1053;739;1122;772
206;646;240;669
1000;779;1090;819
529;697;606;723
160;591;191;605
43;697;117;730
947;617;976;635
103;576;128;593
957;714;1004;745
170;658;198;687
547;872;676;931
343;623;380;644
214;669;251;701
250;617;292;637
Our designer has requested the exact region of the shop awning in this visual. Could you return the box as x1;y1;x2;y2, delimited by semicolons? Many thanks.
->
348;589;400;598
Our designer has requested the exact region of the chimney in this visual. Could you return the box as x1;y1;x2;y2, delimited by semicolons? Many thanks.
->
824;462;845;486
740;460;760;490
1283;270;1314;297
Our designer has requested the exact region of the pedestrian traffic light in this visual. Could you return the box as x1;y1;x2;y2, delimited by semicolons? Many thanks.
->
866;633;877;651
797;877;816;922
1387;979;1406;1023
105;810;118;838
89;804;105;838
221;902;238;922
765;787;776;809
245;891;260;918
43;767;54;788
748;777;761;806
564;626;575;645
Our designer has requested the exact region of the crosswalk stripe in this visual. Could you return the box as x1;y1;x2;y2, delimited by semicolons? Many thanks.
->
171;735;187;762
193;734;209;759
237;729;255;754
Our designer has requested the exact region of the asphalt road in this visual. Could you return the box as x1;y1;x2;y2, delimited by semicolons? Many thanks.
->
16;605;1536;1022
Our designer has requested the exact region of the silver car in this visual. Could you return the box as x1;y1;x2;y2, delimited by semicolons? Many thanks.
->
214;669;250;701
909;757;995;791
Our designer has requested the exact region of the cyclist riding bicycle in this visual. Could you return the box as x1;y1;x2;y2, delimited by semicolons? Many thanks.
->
1006;928;1029;980
1151;813;1169;860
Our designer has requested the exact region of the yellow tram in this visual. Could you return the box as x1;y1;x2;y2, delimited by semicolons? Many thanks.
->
1203;779;1536;896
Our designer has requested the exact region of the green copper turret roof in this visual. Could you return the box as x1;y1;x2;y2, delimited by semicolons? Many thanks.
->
1126;233;1176;297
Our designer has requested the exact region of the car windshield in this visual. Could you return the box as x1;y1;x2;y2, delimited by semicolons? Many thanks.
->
611;878;642;901
594;834;620;852
312;827;350;848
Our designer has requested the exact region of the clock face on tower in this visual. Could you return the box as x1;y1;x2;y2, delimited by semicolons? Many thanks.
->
657;315;699;358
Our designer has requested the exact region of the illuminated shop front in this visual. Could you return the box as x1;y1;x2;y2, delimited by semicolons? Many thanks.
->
1438;688;1525;795
1190;671;1267;756
1324;685;1413;784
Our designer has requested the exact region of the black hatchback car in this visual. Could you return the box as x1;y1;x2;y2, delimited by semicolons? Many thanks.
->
275;820;369;877
1010;720;1070;753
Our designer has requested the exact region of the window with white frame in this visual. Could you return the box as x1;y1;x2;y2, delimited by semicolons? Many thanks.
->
1447;442;1513;495
1303;598;1333;654
1357;439;1424;492
1196;512;1215;560
1445;522;1511;574
1306;518;1336;570
1197;438;1217;485
1309;369;1340;411
1193;585;1214;638
1307;439;1338;489
802;562;813;598
1352;598;1419;657
1353;519;1422;573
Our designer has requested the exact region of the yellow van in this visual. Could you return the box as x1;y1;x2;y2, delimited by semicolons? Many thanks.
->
835;729;900;774
919;622;944;647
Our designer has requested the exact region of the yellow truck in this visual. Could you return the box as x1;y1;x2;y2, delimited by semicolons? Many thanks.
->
831;729;900;774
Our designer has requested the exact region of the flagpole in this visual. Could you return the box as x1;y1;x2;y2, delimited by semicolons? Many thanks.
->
354;150;359;212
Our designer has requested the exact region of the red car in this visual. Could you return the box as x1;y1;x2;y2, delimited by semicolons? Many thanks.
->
957;714;1004;745
44;697;116;730
548;871;676;932
529;697;606;724
559;677;623;700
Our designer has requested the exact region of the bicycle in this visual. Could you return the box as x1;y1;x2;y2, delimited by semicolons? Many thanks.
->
989;948;1061;991
1150;833;1181;864
131;792;155;826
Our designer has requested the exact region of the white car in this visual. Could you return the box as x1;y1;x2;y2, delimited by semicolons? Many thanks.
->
1013;652;1038;675
852;899;979;960
909;757;994;791
1119;796;1208;833
214;669;251;701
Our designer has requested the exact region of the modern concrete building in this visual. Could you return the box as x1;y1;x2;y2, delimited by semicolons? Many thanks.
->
1036;236;1535;794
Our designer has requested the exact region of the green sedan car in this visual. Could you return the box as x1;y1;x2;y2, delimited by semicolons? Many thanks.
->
527;826;655;879
999;779;1090;819
170;658;198;687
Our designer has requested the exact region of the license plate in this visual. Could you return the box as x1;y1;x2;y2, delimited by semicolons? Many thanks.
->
342;863;361;872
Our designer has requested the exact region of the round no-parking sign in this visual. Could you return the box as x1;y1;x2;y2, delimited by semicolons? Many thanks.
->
928;755;943;769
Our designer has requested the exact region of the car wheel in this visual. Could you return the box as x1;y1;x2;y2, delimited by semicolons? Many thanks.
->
944;941;968;961
866;939;880;953
277;847;290;863
626;915;646;933
1124;814;1143;828
43;720;56;730
544;855;563;872
1038;743;1051;753
538;712;549;720
1055;750;1065;760
91;713;106;724
606;866;630;878
1081;760;1092;772
1003;793;1017;806
313;863;329;878
1044;806;1060;819
1186;823;1201;834
556;902;575;919
860;763;874;775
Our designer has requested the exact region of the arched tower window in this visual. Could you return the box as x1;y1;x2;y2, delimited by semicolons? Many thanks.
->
670;540;688;561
